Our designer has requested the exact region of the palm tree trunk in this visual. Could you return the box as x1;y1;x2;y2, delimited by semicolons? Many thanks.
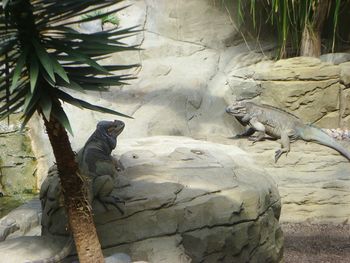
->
42;104;104;263
300;0;331;57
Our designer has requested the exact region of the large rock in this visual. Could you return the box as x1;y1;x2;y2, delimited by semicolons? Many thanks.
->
0;137;283;263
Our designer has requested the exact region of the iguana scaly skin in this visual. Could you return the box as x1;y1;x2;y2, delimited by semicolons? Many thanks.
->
77;119;125;213
226;101;350;162
32;120;125;263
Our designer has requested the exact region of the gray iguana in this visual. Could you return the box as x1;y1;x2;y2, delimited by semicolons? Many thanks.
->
226;101;350;162
77;119;126;213
33;120;125;263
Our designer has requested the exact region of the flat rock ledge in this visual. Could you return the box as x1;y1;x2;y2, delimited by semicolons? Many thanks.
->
0;136;283;263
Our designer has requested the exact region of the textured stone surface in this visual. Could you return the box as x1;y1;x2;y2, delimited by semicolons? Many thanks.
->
0;199;41;241
0;137;283;263
96;137;282;262
209;136;350;224
0;117;37;196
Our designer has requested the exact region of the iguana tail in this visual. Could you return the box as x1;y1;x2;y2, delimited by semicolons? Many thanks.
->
299;124;350;161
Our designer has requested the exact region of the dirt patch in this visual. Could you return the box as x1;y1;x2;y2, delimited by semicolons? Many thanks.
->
282;222;350;263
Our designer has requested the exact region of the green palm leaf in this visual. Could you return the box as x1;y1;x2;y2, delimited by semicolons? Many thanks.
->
1;0;138;133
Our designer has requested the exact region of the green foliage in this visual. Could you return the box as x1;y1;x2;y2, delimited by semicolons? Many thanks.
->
0;0;139;133
237;0;347;58
82;10;120;26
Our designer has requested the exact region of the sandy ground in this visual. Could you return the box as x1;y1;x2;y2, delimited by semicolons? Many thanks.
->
282;223;350;263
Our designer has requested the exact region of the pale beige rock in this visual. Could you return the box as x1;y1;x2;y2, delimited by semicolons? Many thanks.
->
95;137;282;262
260;80;340;127
0;137;283;263
211;136;350;224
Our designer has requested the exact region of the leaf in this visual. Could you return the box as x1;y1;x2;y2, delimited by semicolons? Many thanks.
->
40;0;116;27
20;104;37;131
51;104;74;136
41;69;56;87
57;80;86;93
32;38;56;83
39;92;52;121
71;75;134;85
0;100;24;121
48;39;109;74
51;56;70;83
2;0;10;8
61;5;130;27
0;87;27;113
64;64;139;77
54;89;133;119
30;55;39;93
23;90;40;115
10;49;28;93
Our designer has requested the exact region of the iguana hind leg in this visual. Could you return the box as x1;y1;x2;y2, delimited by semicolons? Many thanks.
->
93;175;125;214
275;131;291;162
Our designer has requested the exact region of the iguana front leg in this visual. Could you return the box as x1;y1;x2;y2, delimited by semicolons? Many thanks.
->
229;127;255;139
249;117;266;143
275;130;291;162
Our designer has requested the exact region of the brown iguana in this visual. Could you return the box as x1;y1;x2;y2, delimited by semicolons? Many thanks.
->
226;101;350;162
31;120;125;263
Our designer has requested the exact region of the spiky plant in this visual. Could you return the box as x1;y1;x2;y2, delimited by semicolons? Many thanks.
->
0;0;138;262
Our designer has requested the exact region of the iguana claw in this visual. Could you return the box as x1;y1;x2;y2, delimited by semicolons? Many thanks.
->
275;150;283;163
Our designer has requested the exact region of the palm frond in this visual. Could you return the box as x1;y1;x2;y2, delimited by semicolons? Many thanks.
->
1;0;139;133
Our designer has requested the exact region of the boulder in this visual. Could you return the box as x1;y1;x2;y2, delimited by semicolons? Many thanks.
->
89;137;283;262
0;137;283;263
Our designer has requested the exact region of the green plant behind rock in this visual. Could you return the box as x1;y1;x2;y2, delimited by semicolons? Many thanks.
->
82;10;120;26
237;0;349;58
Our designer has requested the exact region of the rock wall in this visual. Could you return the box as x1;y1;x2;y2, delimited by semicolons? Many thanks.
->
0;115;37;197
225;57;350;128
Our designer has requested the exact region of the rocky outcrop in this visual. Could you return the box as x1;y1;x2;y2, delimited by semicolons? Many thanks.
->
0;137;283;263
225;57;350;129
208;136;350;224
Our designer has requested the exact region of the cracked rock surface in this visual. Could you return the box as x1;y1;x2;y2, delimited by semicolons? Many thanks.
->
209;136;350;224
92;136;283;262
0;137;283;263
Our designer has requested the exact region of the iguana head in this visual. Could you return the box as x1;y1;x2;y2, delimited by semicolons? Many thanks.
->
103;120;125;138
86;120;125;152
225;101;248;117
